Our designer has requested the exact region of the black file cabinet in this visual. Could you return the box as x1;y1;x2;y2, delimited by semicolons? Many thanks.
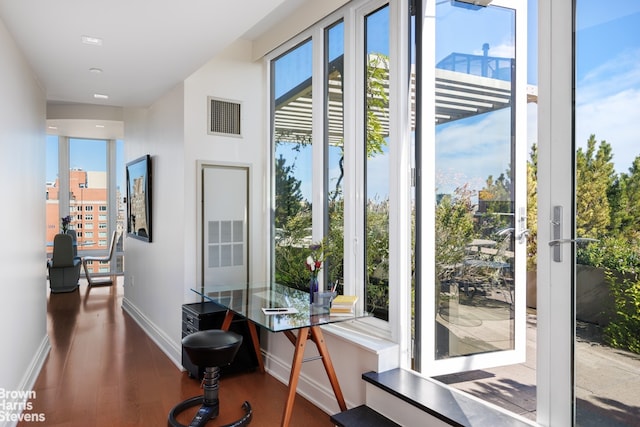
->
181;301;259;378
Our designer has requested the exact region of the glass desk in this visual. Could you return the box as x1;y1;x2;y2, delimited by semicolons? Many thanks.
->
191;283;366;427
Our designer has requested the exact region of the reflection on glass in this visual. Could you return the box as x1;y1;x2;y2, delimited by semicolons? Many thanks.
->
434;3;516;359
575;2;640;425
326;21;345;290
365;5;390;320
273;39;314;291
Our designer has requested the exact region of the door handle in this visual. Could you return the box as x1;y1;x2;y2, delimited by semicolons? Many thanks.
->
549;237;599;246
517;229;530;243
548;238;575;246
551;206;565;262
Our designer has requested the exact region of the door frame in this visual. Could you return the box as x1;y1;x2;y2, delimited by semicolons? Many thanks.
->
417;0;529;377
536;0;575;425
196;161;251;294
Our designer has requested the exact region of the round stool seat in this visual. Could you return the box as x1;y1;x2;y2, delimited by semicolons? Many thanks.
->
182;330;243;367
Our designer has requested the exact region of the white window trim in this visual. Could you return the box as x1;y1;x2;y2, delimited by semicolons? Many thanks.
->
266;0;413;351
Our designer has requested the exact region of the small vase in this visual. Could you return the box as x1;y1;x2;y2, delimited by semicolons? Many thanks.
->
309;277;319;304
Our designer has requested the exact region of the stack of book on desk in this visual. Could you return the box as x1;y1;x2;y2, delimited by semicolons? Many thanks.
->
330;295;358;316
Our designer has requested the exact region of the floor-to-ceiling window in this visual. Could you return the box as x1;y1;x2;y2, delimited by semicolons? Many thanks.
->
574;2;640;425
364;4;392;320
272;38;316;290
46;135;125;277
270;0;405;329
325;20;345;290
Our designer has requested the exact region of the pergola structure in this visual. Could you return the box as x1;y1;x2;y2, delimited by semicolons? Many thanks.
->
274;53;537;146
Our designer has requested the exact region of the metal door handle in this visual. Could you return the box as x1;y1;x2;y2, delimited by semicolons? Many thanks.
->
518;229;530;243
549;237;598;246
548;238;575;246
551;206;564;262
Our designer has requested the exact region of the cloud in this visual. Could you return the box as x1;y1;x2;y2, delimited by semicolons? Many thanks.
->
435;108;513;195
575;49;640;173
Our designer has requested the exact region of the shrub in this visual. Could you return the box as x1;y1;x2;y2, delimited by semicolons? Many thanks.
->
603;269;640;353
578;237;640;353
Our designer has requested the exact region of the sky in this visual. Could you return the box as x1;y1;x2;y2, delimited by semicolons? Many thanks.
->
436;0;640;196
46;136;124;190
574;1;640;174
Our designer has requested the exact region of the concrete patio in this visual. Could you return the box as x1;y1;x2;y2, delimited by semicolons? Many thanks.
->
434;310;640;426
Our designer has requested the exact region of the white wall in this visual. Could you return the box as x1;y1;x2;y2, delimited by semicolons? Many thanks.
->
0;16;49;423
183;39;269;289
121;84;187;364
118;10;397;418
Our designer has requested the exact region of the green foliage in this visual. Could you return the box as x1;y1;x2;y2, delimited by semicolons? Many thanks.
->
365;54;390;158
326;199;345;287
603;269;640;354
577;237;640;354
274;154;304;229
477;172;512;236
526;144;538;271
435;185;476;283
576;237;640;274
610;156;640;240
573;137;640;354
576;135;615;239
365;198;390;316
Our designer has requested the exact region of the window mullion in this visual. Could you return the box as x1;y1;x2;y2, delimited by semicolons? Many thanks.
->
312;27;325;245
58;136;70;219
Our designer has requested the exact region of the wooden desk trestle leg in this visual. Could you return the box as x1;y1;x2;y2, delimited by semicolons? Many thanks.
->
220;310;265;373
281;326;347;427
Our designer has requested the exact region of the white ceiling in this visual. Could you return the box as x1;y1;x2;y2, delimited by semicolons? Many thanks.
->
0;0;301;109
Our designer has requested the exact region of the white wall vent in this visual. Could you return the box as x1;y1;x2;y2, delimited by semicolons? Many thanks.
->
208;97;242;137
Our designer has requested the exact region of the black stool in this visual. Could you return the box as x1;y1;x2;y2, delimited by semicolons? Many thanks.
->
168;330;252;427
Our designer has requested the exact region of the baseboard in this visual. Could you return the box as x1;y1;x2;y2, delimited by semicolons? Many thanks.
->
18;335;50;395
1;336;51;427
264;350;355;416
121;297;182;371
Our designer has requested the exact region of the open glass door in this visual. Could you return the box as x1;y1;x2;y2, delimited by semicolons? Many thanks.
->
418;0;528;375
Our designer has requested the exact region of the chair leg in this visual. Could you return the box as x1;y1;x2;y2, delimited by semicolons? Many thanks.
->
82;260;93;287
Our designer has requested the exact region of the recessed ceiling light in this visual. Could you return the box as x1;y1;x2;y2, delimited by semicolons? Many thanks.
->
81;35;103;46
95;124;105;128
89;67;103;74
48;126;58;130
93;93;109;99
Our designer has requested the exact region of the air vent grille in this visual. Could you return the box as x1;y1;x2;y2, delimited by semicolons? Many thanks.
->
208;97;241;136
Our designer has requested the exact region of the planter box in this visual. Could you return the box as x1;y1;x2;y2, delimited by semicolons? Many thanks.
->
576;264;616;326
526;266;616;325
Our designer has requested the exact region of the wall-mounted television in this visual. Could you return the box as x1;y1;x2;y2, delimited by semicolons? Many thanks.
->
126;154;152;242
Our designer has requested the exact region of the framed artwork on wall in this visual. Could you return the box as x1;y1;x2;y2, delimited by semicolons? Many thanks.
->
126;154;152;242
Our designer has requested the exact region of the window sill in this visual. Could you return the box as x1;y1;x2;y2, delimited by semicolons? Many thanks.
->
321;321;399;357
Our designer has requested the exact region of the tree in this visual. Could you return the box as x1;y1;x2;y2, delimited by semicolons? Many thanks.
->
526;144;538;271
478;172;512;235
576;135;615;239
274;154;304;230
611;156;640;240
435;185;476;284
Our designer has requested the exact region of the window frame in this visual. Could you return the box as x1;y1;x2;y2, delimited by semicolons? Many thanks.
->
267;0;412;347
47;135;123;276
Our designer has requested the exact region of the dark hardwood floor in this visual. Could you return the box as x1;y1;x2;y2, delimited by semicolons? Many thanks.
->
21;280;335;427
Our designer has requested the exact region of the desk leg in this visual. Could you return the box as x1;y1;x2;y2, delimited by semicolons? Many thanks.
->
310;326;347;411
220;310;265;374
221;310;234;330
281;327;310;427
247;322;265;373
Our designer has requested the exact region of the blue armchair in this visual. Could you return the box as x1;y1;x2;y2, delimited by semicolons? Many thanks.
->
47;233;81;293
